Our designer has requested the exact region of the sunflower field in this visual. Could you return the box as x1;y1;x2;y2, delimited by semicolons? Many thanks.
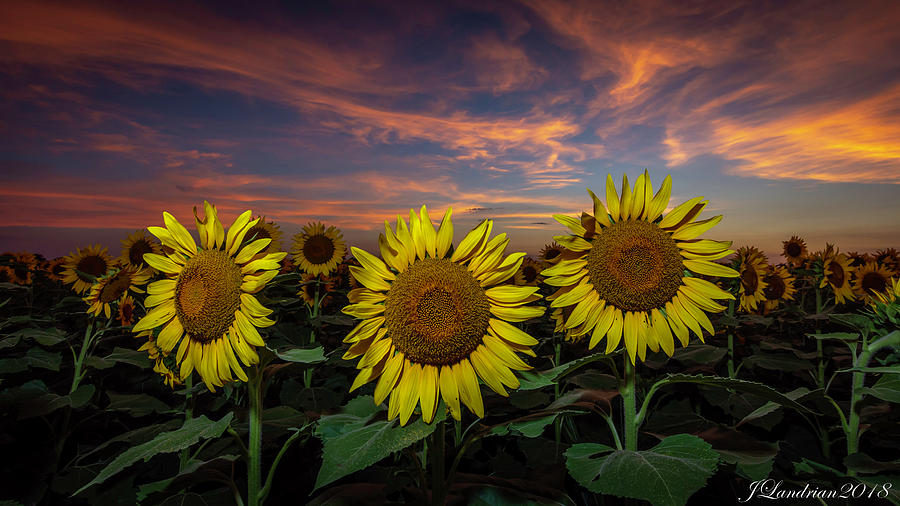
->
1;172;898;506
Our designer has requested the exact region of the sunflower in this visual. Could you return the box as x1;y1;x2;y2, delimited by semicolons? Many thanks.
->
1;252;38;285
761;265;796;313
118;294;137;326
874;277;900;306
736;246;768;312
84;266;151;319
61;245;115;294
119;230;162;271
819;247;855;304
298;272;336;309
514;257;543;286
292;222;345;276
241;215;283;255
280;255;295;274
137;332;183;388
853;261;893;304
539;242;566;268
874;248;899;274
542;171;738;365
782;236;807;268
550;307;580;342
46;257;66;282
341;206;544;425
132;201;286;391
846;251;870;268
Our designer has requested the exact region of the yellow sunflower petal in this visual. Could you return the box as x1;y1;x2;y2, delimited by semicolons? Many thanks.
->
435;208;454;258
420;365;439;423
454;358;484;418
683;259;739;278
440;365;461;421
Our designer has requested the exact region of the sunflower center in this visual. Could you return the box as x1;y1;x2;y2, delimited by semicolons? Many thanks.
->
785;242;802;258
384;258;490;365
100;271;133;302
243;225;271;246
77;255;108;281
120;300;133;322
175;250;242;344
129;239;154;267
861;272;887;295
303;234;335;265
827;261;845;287
522;265;538;283
763;273;785;300
741;266;759;293
52;262;65;277
586;219;683;312
544;248;561;261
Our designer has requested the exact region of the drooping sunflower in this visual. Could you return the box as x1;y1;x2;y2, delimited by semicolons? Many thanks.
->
819;247;855;304
46;257;66;282
1;252;38;285
539;242;566;268
292;222;346;276
342;206;544;425
61;245;115;294
298;272;336;309
137;331;183;388
120;230;162;271
118;294;137;326
735;246;769;312
542;171;738;364
241;215;283;255
853;261;893;304
514;257;543;286
84;266;152;319
782;236;808;268
761;265;796;313
132;201;286;391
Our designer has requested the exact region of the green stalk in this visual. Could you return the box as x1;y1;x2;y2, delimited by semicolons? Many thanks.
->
621;358;638;451
553;340;562;450
431;420;446;506
726;299;735;378
179;375;195;470
70;319;94;394
303;280;320;388
248;366;263;506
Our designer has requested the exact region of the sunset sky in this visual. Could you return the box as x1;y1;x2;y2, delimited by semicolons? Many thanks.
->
1;0;898;260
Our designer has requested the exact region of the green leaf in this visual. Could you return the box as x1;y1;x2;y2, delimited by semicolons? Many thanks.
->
737;388;819;427
807;332;858;341
830;313;874;338
78;420;182;462
315;396;381;440
314;405;446;490
0;336;21;349
103;347;152;368
845;453;900;474
656;374;816;414
275;346;326;364
672;344;726;366
74;413;234;496
25;347;62;371
262;406;308;429
12;327;68;346
864;374;900;403
741;353;813;372
106;393;173;417
566;434;719;506
490;412;581;439
518;352;613;391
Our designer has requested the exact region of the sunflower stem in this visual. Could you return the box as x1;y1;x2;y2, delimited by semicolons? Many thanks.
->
70;318;94;394
430;419;446;506
303;280;320;388
179;375;194;471
622;358;638;452
248;366;263;506
553;340;563;451
726;299;735;379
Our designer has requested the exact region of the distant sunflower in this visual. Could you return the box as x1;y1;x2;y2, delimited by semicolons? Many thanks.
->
61;245;114;294
292;222;345;276
132;201;286;391
84;266;151;319
874;277;899;306
298;272;336;309
782;236;807;268
846;251;870;268
120;230;162;270
761;266;796;313
514;257;543;286
874;248;899;274
1;252;38;285
46;257;66;282
819;247;855;304
118;294;137;326
241;215;283;255
279;255;295;274
853;261;893;304
551;307;580;342
539;242;566;268
737;246;768;312
543;171;739;364
342;206;544;425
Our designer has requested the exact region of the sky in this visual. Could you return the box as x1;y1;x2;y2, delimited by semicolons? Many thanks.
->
1;0;898;261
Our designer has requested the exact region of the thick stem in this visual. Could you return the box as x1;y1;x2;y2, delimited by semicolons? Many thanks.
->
431;420;446;506
70;319;94;394
622;358;638;451
179;375;195;471
248;367;263;506
303;281;321;388
553;340;562;450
